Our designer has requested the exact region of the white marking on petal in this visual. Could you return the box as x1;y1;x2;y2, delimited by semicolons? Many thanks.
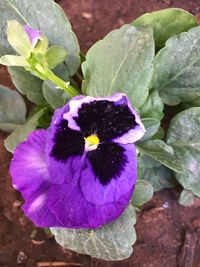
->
28;194;47;213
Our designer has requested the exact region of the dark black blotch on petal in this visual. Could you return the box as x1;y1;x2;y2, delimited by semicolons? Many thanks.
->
51;119;84;161
74;100;138;141
87;142;127;185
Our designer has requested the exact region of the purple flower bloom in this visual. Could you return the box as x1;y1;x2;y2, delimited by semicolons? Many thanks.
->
10;93;145;229
24;25;41;47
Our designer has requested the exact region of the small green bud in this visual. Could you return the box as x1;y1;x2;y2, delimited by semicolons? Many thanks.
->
34;35;49;54
44;45;68;69
7;20;32;58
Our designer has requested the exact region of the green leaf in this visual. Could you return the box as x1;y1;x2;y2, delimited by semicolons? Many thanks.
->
139;90;164;121
166;107;200;197
152;127;165;140
51;205;136;261
178;189;196;207
4;108;46;153
0;55;29;67
132;180;153;207
8;66;45;104
138;155;177;192
82;24;154;108
42;80;68;109
7;20;32;57
27;104;53;129
137;139;185;173
141;118;160;141
42;63;70;109
132;8;198;50
0;85;26;132
0;0;80;75
45;45;68;69
151;26;200;105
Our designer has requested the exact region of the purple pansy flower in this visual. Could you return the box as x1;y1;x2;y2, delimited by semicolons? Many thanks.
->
10;93;145;229
24;25;41;47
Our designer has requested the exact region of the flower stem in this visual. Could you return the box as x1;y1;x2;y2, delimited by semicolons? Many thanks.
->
34;63;79;97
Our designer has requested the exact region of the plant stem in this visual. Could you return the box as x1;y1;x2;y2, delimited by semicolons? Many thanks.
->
35;63;79;97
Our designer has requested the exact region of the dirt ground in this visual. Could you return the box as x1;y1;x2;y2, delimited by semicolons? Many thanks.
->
1;0;200;266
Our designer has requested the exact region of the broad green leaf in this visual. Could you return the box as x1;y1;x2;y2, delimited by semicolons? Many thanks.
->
139;90;164;121
0;0;80;75
7;20;32;57
138;154;161;169
42;63;70;109
42;80;68;109
53;63;70;81
178;189;196;207
182;98;200;109
0;85;26;132
82;24;154;108
27;104;53;129
137;139;185;173
138;155;177;192
152;126;165;140
152;26;200;105
166;107;200;197
45;45;68;69
33;106;52;129
51;205;136;261
8;66;45;104
132;180;153;207
4;108;46;153
133;8;198;50
141;118;160;141
0;55;29;67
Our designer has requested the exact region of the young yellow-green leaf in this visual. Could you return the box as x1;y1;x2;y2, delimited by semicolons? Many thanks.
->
133;8;198;50
82;24;154;108
0;0;80;75
0;85;26;132
132;180;153;207
7;20;32;57
151;26;200;105
137;140;185;173
167;107;200;197
51;205;136;261
0;55;29;67
34;35;49;54
45;45;68;69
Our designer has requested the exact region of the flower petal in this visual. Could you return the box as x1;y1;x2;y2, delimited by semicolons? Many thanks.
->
50;119;84;161
112;94;145;143
63;93;145;143
10;93;142;229
46;103;85;184
47;179;133;229
10;129;59;226
22;181;59;227
46;144;136;228
81;143;137;205
24;25;41;47
10;130;49;198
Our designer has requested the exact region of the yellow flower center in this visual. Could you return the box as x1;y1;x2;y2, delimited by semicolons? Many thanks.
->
84;135;100;151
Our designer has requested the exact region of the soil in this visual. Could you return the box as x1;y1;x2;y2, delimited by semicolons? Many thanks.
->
1;0;200;266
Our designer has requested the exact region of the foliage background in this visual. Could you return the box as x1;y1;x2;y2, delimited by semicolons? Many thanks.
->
0;0;200;266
